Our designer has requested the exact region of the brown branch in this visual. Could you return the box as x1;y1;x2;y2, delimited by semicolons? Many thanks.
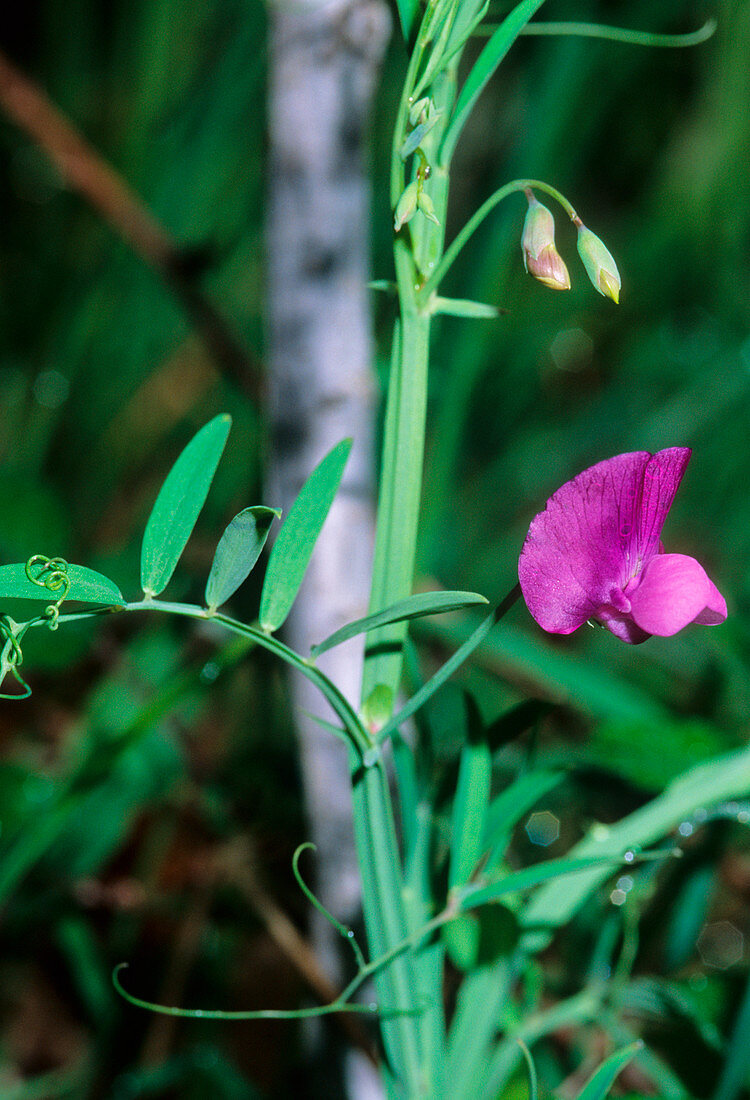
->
0;49;263;401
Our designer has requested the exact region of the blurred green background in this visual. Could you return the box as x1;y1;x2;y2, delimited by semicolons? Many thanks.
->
1;0;749;1096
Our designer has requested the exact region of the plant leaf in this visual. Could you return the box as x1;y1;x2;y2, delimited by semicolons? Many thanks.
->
432;296;504;319
378;610;496;742
458;853;629;911
140;414;231;597
311;590;488;658
449;698;491;889
205;506;279;611
441;0;548;164
259;439;351;633
483;769;563;870
522;744;750;942
395;0;420;43
574;1042;642;1100
0;563;124;607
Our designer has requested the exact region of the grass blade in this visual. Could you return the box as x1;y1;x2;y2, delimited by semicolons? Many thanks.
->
459;854;627;911
522;745;750;942
449;719;491;890
575;1041;643;1100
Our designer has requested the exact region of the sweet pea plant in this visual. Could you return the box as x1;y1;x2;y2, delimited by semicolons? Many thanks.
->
0;3;736;1098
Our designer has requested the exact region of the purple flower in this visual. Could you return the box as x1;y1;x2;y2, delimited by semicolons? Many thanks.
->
518;448;727;644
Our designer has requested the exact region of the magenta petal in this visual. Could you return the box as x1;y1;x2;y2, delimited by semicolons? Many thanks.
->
519;451;652;633
693;577;728;625
633;448;691;566
595;610;651;645
628;553;711;636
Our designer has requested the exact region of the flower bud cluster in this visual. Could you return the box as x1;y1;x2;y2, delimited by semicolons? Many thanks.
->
520;188;621;303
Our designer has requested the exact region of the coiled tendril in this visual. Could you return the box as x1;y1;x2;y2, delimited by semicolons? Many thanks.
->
0;616;31;700
25;555;71;629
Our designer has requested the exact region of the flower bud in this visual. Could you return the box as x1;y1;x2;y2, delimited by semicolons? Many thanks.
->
575;222;621;303
408;97;431;127
521;193;570;291
394;181;419;231
417;189;440;226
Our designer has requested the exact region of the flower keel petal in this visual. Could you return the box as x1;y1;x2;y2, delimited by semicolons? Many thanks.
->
693;577;727;625
629;553;712;636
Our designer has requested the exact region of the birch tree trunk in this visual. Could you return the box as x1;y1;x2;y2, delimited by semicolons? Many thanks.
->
266;0;390;1091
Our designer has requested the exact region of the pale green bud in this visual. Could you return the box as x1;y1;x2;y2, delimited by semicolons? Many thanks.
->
521;193;570;291
416;189;440;226
361;684;394;734
575;222;621;303
408;97;431;127
394;181;419;231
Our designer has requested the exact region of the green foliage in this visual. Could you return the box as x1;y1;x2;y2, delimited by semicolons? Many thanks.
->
440;0;548;163
0;562;124;608
575;1042;643;1100
205;505;279;611
1;0;749;1095
311;588;488;657
141;414;231;596
259;439;352;633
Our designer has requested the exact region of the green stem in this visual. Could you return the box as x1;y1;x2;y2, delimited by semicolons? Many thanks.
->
119;600;373;759
351;756;429;1095
362;257;432;699
420;177;577;298
357;47;460;1098
517;18;717;48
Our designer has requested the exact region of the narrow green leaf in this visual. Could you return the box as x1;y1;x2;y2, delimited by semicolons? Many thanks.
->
518;1040;538;1100
312;590;488;658
459;853;627;911
449;723;491;889
575;1042;642;1100
140;415;231;597
483;770;563;869
432;296;503;319
521;18;716;48
259;439;351;633
205;506;279;611
443;0;488;58
400;112;443;159
441;0;548;164
0;563;124;607
522;744;750;941
379;611;495;742
395;0;419;42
